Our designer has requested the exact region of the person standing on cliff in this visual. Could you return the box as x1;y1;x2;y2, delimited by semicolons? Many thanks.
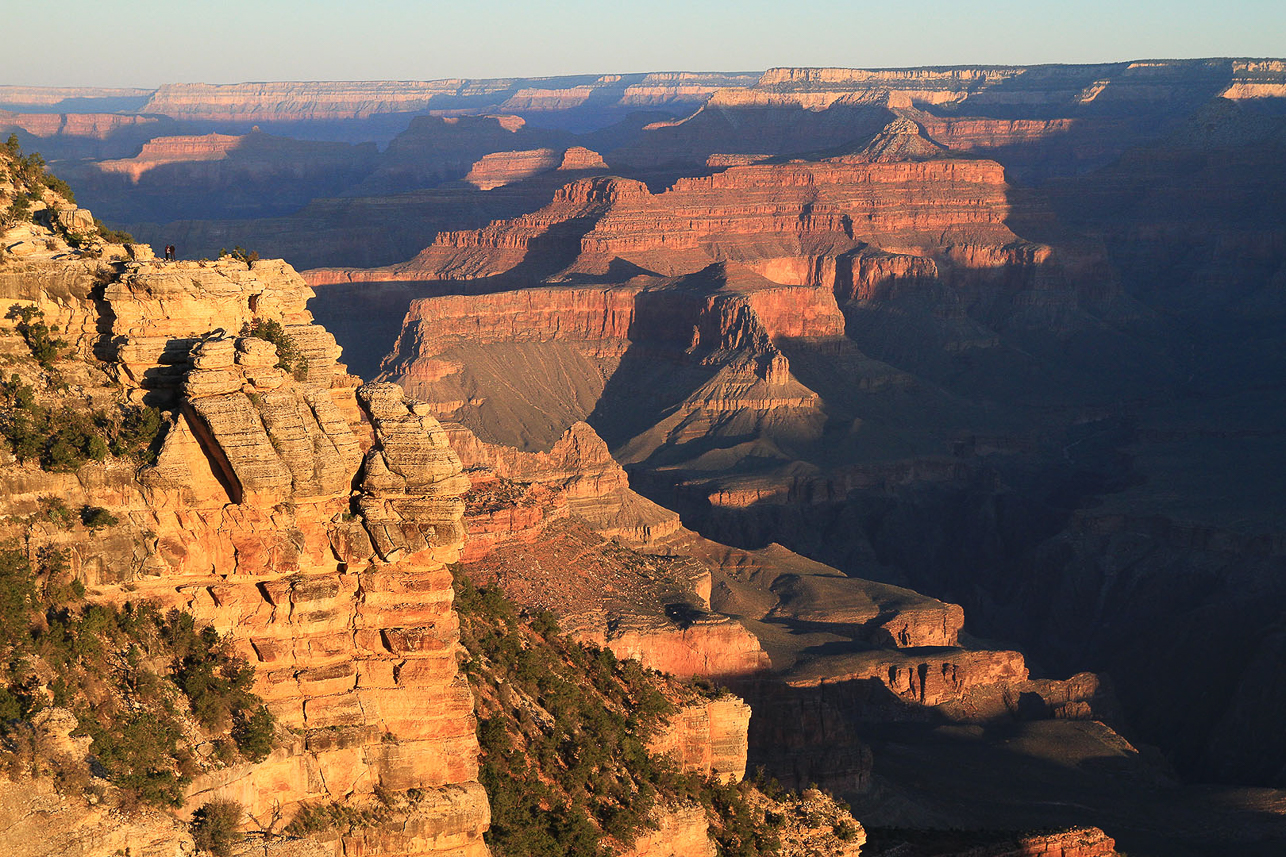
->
165;243;175;261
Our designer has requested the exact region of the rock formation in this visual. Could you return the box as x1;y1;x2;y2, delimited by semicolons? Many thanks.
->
648;697;751;783
307;153;1043;290
0;150;774;852
0;215;491;854
449;419;772;679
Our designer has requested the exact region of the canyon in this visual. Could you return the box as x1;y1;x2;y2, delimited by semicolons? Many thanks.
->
4;57;1286;856
0;175;823;856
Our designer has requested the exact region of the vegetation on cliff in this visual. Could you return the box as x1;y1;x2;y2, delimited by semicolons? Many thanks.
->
2;137;131;245
0;304;163;471
239;318;309;380
0;546;275;808
1;134;75;228
453;566;785;857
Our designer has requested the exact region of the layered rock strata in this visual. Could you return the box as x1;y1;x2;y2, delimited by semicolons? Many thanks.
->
138;74;758;124
105;258;348;400
309;155;1041;290
94;131;377;184
4;255;491;856
449;420;682;554
648;697;752;783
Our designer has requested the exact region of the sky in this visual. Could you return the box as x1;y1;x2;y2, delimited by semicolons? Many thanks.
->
4;0;1285;88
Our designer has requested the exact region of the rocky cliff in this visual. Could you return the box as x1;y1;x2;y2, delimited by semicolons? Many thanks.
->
0;111;175;160
648;697;751;783
0;196;491;855
13;58;1286;856
0;149;781;855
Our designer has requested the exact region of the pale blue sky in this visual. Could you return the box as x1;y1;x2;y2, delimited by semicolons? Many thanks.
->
6;0;1284;87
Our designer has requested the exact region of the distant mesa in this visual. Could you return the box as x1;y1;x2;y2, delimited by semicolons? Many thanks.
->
464;146;609;190
95;132;244;181
135;73;760;123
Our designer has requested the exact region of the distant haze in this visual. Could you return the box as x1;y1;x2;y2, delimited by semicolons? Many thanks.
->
3;0;1285;87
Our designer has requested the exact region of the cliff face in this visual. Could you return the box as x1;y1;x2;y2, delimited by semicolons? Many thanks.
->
96;132;245;180
0;111;164;140
0;112;179;161
26;59;1284;277
730;60;1280;115
0;247;490;855
141;81;513;122
648;698;751;783
320;137;1081;469
93;131;376;181
0;86;152;107
0;234;769;857
450;420;680;552
372;261;837;461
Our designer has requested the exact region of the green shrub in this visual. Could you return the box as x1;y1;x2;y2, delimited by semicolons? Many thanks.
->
0;375;163;473
3;193;32;226
835;819;860;841
0;547;35;648
5;305;66;368
452;567;769;857
79;506;119;529
231;705;275;762
191;799;243;857
285;798;391;836
240;319;308;381
220;246;259;265
42;411;110;472
42;174;75;204
91;217;132;244
37;496;76;528
2;136;78;216
103;404;164;463
0;579;276;808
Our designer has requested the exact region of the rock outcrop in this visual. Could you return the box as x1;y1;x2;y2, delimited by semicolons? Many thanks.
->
0;110;173;160
620;805;716;857
997;828;1118;857
1;249;491;856
462;146;609;190
104;257;346;399
648;697;751;783
450;420;681;553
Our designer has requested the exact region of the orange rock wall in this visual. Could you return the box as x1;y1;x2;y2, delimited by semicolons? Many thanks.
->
649;698;752;783
608;621;772;680
310;154;1032;289
27;258;494;857
96;133;244;180
620;805;715;857
999;827;1118;857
